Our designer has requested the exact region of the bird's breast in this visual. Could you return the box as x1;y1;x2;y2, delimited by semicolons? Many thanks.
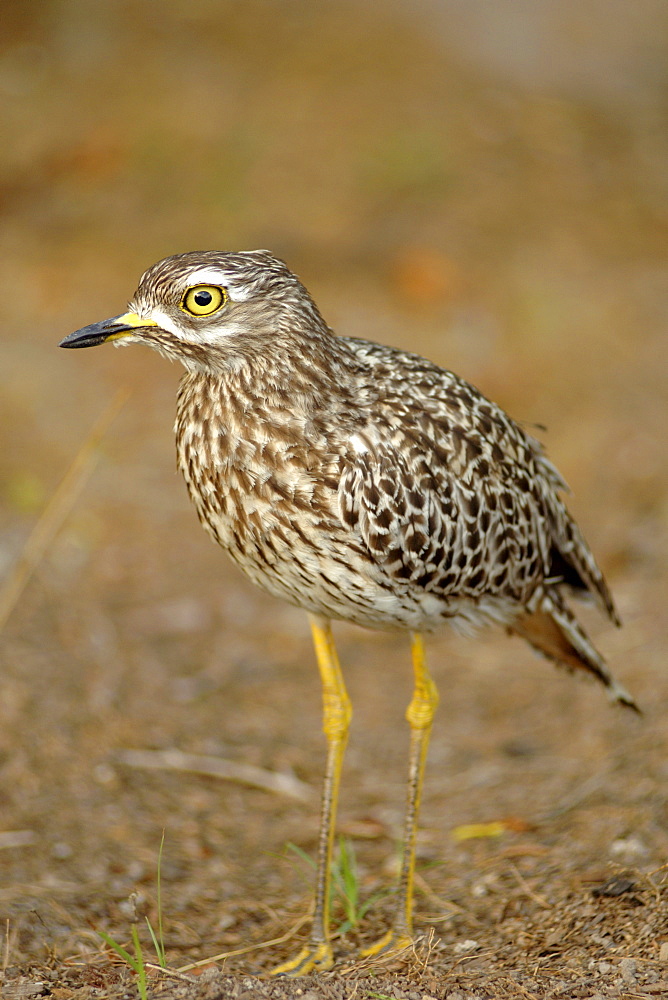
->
176;385;340;568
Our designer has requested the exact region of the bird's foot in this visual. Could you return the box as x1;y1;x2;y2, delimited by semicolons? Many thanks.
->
359;928;413;961
270;941;334;977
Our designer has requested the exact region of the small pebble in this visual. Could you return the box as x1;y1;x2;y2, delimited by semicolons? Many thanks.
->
453;939;479;955
610;835;647;859
619;957;637;985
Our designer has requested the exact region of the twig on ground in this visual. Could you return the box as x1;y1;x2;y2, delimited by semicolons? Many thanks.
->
144;963;194;982
116;747;312;801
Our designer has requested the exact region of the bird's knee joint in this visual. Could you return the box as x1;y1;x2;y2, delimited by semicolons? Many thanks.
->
406;681;439;730
406;702;436;730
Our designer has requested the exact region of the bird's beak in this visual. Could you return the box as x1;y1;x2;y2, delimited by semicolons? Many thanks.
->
59;311;159;349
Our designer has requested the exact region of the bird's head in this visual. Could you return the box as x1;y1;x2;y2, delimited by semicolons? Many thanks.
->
60;250;328;373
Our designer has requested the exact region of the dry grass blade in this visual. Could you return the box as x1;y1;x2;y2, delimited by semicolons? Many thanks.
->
0;388;130;633
507;862;552;909
144;963;194;982
116;747;313;801
340;938;415;975
176;913;312;972
413;871;465;916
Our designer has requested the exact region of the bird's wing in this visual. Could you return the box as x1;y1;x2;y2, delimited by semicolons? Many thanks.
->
336;342;617;618
336;382;616;620
337;417;548;603
338;431;456;590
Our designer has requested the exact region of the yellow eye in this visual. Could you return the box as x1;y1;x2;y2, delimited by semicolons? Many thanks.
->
181;284;227;317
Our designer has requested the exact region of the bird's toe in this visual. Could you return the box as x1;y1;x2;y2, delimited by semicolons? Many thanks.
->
359;928;414;961
269;941;334;977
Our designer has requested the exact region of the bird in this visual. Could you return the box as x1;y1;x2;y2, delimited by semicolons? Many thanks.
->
60;250;637;976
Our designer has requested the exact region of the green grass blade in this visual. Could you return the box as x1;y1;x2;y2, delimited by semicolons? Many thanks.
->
97;929;139;973
284;841;316;869
332;837;360;926
131;924;147;1000
145;917;163;968
155;829;166;966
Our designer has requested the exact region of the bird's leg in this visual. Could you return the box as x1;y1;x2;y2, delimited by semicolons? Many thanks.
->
271;614;351;977
361;632;438;959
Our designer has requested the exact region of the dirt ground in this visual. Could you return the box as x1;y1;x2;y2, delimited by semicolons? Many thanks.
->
2;3;667;999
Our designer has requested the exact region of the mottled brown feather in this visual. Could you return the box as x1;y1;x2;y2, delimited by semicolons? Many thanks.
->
80;250;636;710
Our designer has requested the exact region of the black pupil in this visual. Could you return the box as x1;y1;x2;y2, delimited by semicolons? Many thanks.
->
194;290;213;307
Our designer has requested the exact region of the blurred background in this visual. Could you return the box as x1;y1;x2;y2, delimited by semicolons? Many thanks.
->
1;0;667;974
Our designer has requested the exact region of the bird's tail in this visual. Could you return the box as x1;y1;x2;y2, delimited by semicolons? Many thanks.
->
509;592;639;713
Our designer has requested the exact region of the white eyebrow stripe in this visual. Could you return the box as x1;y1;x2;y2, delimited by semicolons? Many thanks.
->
186;266;230;286
185;267;253;301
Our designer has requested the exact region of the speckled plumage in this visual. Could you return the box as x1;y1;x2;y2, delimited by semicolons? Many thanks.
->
107;249;628;705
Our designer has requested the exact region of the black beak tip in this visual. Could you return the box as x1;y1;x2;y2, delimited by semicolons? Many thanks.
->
59;318;124;349
60;325;103;349
59;333;79;349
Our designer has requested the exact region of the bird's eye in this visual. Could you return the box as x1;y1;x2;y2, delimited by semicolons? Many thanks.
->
181;284;227;317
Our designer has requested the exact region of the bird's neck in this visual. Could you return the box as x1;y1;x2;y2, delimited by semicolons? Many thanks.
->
177;325;357;432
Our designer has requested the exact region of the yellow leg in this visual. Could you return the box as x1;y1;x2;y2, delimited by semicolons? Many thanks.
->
271;615;352;976
361;632;438;959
